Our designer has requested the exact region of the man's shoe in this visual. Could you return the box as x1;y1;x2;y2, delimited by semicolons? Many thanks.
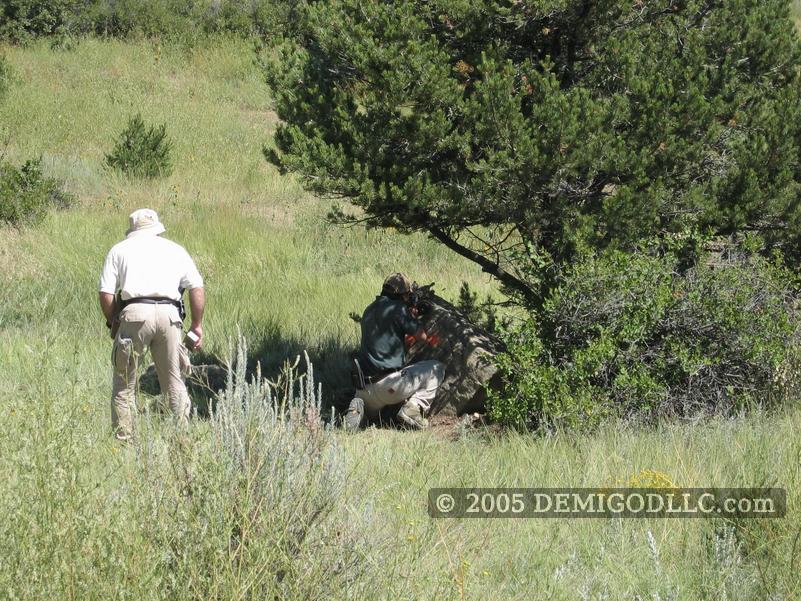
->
114;431;134;444
344;397;364;432
397;400;429;430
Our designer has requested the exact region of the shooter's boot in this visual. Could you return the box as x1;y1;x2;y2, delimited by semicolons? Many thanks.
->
344;397;364;432
397;400;429;430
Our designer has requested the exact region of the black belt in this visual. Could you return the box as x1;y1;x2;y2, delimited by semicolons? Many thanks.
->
122;297;181;308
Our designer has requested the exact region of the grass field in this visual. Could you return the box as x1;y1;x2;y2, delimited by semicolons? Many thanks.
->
1;38;800;600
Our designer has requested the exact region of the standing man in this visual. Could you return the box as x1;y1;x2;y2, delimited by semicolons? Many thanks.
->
99;208;205;441
346;273;444;430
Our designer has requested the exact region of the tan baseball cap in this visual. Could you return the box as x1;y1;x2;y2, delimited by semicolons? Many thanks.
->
126;208;166;238
383;272;413;295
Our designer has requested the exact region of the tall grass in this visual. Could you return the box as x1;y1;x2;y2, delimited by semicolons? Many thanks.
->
0;335;381;599
3;330;798;599
343;412;801;599
0;38;799;600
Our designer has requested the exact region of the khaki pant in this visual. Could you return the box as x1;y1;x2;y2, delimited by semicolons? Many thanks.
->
358;360;445;418
111;303;191;440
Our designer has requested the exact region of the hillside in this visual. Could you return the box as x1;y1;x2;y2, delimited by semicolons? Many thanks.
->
0;38;496;402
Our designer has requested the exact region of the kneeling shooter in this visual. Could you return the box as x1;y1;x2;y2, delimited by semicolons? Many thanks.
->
346;273;444;430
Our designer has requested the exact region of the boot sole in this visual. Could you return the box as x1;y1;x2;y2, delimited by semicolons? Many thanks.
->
397;407;428;430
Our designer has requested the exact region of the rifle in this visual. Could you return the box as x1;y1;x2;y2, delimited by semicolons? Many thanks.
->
405;281;441;348
409;281;435;315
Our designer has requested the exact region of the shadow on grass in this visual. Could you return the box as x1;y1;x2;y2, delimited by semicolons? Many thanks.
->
213;321;430;427
244;321;357;416
140;321;398;423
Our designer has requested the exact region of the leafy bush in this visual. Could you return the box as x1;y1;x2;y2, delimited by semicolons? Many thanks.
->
105;113;172;179
0;158;74;226
488;244;801;430
251;0;301;41
76;0;204;39
0;0;75;43
0;0;292;40
0;0;301;42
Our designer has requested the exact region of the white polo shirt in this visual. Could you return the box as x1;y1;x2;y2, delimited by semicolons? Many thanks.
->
99;234;203;301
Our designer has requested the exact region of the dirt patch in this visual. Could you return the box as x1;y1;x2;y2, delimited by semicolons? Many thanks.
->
429;413;461;429
427;412;498;441
240;108;280;130
236;201;297;227
0;229;45;280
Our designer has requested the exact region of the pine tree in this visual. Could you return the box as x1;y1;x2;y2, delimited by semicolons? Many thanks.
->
263;0;801;307
106;113;173;180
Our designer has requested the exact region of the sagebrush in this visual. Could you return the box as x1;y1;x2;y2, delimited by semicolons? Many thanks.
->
0;336;373;599
135;339;368;599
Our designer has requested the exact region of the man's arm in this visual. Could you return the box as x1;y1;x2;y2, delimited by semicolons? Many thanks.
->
187;287;205;349
407;306;440;346
99;292;117;327
99;248;119;334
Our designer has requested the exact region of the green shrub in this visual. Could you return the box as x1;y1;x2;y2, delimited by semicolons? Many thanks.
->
0;0;75;43
488;244;801;431
77;0;202;39
0;0;296;41
204;0;257;35
68;0;273;39
0;158;74;226
251;0;300;41
105;113;173;179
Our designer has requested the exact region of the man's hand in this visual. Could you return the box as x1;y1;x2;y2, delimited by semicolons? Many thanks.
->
187;325;203;350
